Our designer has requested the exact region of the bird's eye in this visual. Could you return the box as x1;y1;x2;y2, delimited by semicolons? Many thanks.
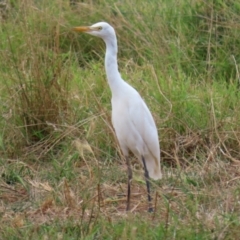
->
98;26;103;30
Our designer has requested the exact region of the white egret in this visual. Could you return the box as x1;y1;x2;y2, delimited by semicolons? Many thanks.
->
73;22;162;212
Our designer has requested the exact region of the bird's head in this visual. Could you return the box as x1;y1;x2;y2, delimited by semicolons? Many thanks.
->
73;22;115;41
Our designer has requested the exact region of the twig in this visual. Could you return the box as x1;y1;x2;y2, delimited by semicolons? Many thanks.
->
231;55;240;89
152;191;158;221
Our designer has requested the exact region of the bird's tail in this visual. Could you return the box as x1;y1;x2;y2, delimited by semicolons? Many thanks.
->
145;155;162;180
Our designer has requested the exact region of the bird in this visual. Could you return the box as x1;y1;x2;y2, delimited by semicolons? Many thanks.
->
73;22;162;212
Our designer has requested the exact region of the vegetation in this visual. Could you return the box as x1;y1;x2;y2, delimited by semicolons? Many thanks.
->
0;0;240;239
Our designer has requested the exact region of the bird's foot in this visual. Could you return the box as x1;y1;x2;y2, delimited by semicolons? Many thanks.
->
148;207;153;213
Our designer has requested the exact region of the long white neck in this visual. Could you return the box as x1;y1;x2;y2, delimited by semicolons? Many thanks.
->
103;36;123;92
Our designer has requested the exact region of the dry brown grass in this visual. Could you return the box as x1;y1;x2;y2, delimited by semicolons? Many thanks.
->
1;145;240;238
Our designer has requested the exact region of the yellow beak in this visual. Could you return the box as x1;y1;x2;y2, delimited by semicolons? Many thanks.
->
73;26;91;33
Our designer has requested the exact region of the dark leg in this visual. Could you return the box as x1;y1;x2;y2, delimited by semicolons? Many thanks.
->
126;157;132;211
142;156;153;212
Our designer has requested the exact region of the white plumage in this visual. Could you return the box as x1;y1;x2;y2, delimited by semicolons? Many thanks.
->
74;22;162;211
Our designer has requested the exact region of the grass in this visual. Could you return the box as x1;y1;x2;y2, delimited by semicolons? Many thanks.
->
0;0;240;239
